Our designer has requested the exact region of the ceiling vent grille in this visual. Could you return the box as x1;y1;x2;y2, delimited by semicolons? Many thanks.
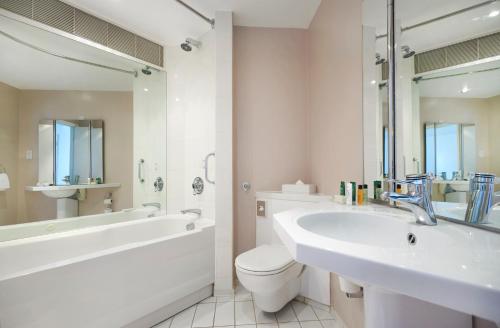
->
0;0;164;67
415;31;500;74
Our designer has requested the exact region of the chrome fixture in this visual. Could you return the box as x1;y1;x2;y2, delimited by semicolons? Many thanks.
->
241;181;251;192
465;173;500;224
141;66;152;75
401;45;415;58
181;38;202;52
143;202;161;210
138;159;145;183
181;208;202;216
175;0;215;28
381;174;437;226
192;177;204;195
154;177;164;192
204;152;215;184
375;53;386;65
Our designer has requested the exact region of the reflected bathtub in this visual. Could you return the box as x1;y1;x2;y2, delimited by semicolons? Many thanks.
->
0;215;215;328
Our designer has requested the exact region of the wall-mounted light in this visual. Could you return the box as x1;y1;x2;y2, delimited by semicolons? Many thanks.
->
461;86;470;94
144;88;149;92
370;80;377;85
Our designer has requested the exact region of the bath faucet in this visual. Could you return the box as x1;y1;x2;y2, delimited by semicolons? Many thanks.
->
181;208;202;216
465;173;500;224
381;174;437;226
142;202;161;210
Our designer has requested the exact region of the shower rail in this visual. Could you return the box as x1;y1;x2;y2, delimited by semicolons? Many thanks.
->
204;152;215;185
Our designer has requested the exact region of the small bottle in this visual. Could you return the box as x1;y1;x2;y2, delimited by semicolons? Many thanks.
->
340;181;346;196
374;180;382;199
357;185;364;205
396;183;402;193
350;182;357;203
346;183;353;205
363;184;368;204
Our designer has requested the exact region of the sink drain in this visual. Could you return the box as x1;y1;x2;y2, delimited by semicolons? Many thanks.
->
407;233;417;246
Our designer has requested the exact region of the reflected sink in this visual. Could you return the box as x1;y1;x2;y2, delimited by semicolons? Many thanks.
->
41;189;77;199
273;205;500;323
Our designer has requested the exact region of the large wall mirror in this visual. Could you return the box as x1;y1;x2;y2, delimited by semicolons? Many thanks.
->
0;9;166;234
364;0;500;232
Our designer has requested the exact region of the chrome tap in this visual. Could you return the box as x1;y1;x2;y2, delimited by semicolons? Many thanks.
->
381;174;437;226
181;208;202;216
465;173;500;224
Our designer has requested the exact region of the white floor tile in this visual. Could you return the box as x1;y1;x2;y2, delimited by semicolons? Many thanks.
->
238;325;257;328
312;307;336;320
153;317;172;328
276;304;298;323
193;303;216;327
201;296;217;304
320;320;343;328
235;285;252;301
278;322;301;328
300;321;323;328
235;301;256;325
217;295;235;303
214;301;235;326
256;324;278;328
254;307;277;324
170;306;196;328
291;302;318;321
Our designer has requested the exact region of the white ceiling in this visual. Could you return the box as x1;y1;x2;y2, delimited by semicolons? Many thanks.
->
63;0;322;47
418;59;500;98
0;15;138;91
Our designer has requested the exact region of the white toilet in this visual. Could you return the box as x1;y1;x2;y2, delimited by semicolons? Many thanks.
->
235;244;304;312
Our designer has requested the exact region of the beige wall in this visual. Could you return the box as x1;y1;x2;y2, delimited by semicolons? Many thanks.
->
487;95;500;176
14;90;133;223
0;82;19;226
234;26;310;256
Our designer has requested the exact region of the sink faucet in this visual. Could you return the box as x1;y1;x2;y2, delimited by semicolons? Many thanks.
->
381;174;437;226
465;173;500;224
181;208;202;216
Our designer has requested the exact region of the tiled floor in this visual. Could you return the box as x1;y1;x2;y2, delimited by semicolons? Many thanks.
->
152;286;346;328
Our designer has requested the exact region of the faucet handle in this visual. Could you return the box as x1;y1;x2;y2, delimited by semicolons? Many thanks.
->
386;174;431;186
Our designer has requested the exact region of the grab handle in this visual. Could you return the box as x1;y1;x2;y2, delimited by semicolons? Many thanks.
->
204;152;215;185
138;159;145;183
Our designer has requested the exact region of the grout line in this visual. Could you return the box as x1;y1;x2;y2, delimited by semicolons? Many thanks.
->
191;304;199;328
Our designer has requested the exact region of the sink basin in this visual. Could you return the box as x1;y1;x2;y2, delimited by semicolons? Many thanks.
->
41;189;77;198
274;205;500;323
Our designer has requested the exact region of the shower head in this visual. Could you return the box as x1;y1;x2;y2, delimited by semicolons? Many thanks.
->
402;45;416;59
142;66;152;75
180;38;202;52
375;53;386;65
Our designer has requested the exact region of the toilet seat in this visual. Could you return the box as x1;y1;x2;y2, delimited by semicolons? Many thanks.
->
235;245;295;276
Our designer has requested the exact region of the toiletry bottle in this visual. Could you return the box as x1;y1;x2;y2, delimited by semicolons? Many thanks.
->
357;185;364;205
346;184;353;205
396;184;402;193
350;182;356;203
374;180;382;199
363;184;368;204
340;181;346;196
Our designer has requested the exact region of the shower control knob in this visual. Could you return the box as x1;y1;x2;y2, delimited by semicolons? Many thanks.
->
241;182;251;192
154;177;164;192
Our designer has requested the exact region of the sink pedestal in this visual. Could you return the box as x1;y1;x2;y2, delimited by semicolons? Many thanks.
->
56;198;78;219
364;286;472;328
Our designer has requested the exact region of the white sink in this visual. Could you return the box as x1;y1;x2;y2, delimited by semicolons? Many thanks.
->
41;189;77;199
274;205;500;324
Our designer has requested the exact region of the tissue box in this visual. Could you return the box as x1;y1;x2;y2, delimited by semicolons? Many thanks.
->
282;183;316;194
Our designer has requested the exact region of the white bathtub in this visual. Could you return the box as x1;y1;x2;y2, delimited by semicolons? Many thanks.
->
0;206;159;242
0;215;215;328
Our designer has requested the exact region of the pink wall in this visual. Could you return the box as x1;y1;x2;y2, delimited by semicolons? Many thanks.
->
308;0;364;196
233;27;310;256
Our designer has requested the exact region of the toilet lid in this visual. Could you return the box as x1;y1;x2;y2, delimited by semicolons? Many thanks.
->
235;245;295;273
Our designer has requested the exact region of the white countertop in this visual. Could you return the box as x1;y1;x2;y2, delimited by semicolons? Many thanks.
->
25;183;121;191
273;203;500;322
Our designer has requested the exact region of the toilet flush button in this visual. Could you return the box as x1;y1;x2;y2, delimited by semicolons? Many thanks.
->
257;200;266;217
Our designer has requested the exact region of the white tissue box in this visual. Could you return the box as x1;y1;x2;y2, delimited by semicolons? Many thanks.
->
282;183;316;194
